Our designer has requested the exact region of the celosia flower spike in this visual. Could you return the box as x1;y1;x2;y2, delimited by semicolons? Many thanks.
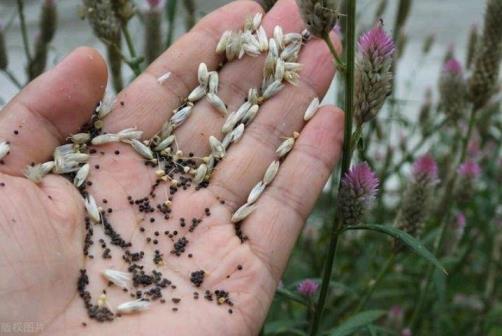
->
354;22;395;125
297;279;319;297
296;0;339;38
338;162;379;226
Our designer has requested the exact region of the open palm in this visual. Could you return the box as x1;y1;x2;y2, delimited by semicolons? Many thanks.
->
0;1;343;335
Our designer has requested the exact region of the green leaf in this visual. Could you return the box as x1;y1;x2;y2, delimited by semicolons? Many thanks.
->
342;224;447;275
327;310;386;336
265;319;307;335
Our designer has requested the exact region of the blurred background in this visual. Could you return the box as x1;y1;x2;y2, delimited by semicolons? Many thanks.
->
0;0;485;107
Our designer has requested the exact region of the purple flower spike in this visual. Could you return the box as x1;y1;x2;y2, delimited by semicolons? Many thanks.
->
338;163;379;226
297;279;319;297
342;163;379;204
147;0;161;8
412;154;439;184
458;160;481;179
358;24;396;60
354;23;395;125
443;58;462;75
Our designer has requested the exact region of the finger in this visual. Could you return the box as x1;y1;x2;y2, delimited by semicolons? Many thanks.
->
247;106;344;280
209;19;341;208
173;0;305;154
103;0;264;137
0;47;107;176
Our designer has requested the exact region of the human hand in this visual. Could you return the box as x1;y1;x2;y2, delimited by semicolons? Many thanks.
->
0;0;343;335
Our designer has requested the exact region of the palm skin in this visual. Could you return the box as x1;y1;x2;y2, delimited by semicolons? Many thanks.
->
0;1;343;335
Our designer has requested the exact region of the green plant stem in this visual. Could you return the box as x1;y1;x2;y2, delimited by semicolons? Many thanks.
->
354;253;396;313
165;0;178;47
309;2;357;335
16;0;32;64
409;105;477;329
121;24;141;76
2;69;23;89
309;219;342;336
322;32;346;73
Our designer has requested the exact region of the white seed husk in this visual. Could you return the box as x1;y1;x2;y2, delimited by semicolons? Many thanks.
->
231;203;257;223
208;71;219;94
71;133;91;144
116;299;150;314
209;136;225;159
304;97;320;121
198;63;209;86
85;195;101;223
234;101;252;123
129;139;154;160
274;58;285;81
221;111;238;134
102;269;131;289
284;62;303;72
247;88;258;105
193;163;208;184
66;153;90;164
268;38;279;57
281;42;301;61
273;25;284;49
154;135;175;151
24;161;55;183
257;26;268;52
247;181;265;204
276;137;295;158
157;72;171;84
284;32;302;45
188;85;207;102
216;31;232;54
230;123;245;143
170;104;193;128
74;163;90;187
284;71;301;85
252;12;263;30
262;80;284;99
160;120;173;138
207;93;228;115
0;141;10;160
96;94;115;119
242;104;259;124
118;128;143;141
263;160;280;185
91;133;121;145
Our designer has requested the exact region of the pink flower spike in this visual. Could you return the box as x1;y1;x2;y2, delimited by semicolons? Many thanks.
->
297;279;319;297
401;328;413;336
412;154;439;184
443;58;463;75
358;23;396;59
146;0;161;8
458;160;481;179
341;162;379;204
456;213;466;229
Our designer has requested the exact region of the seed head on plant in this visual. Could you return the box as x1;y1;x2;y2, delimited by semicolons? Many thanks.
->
338;162;379;226
455;160;481;204
395;155;438;243
354;22;395;126
468;0;502;109
297;279;319;297
439;57;467;122
296;0;339;38
458;160;481;179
